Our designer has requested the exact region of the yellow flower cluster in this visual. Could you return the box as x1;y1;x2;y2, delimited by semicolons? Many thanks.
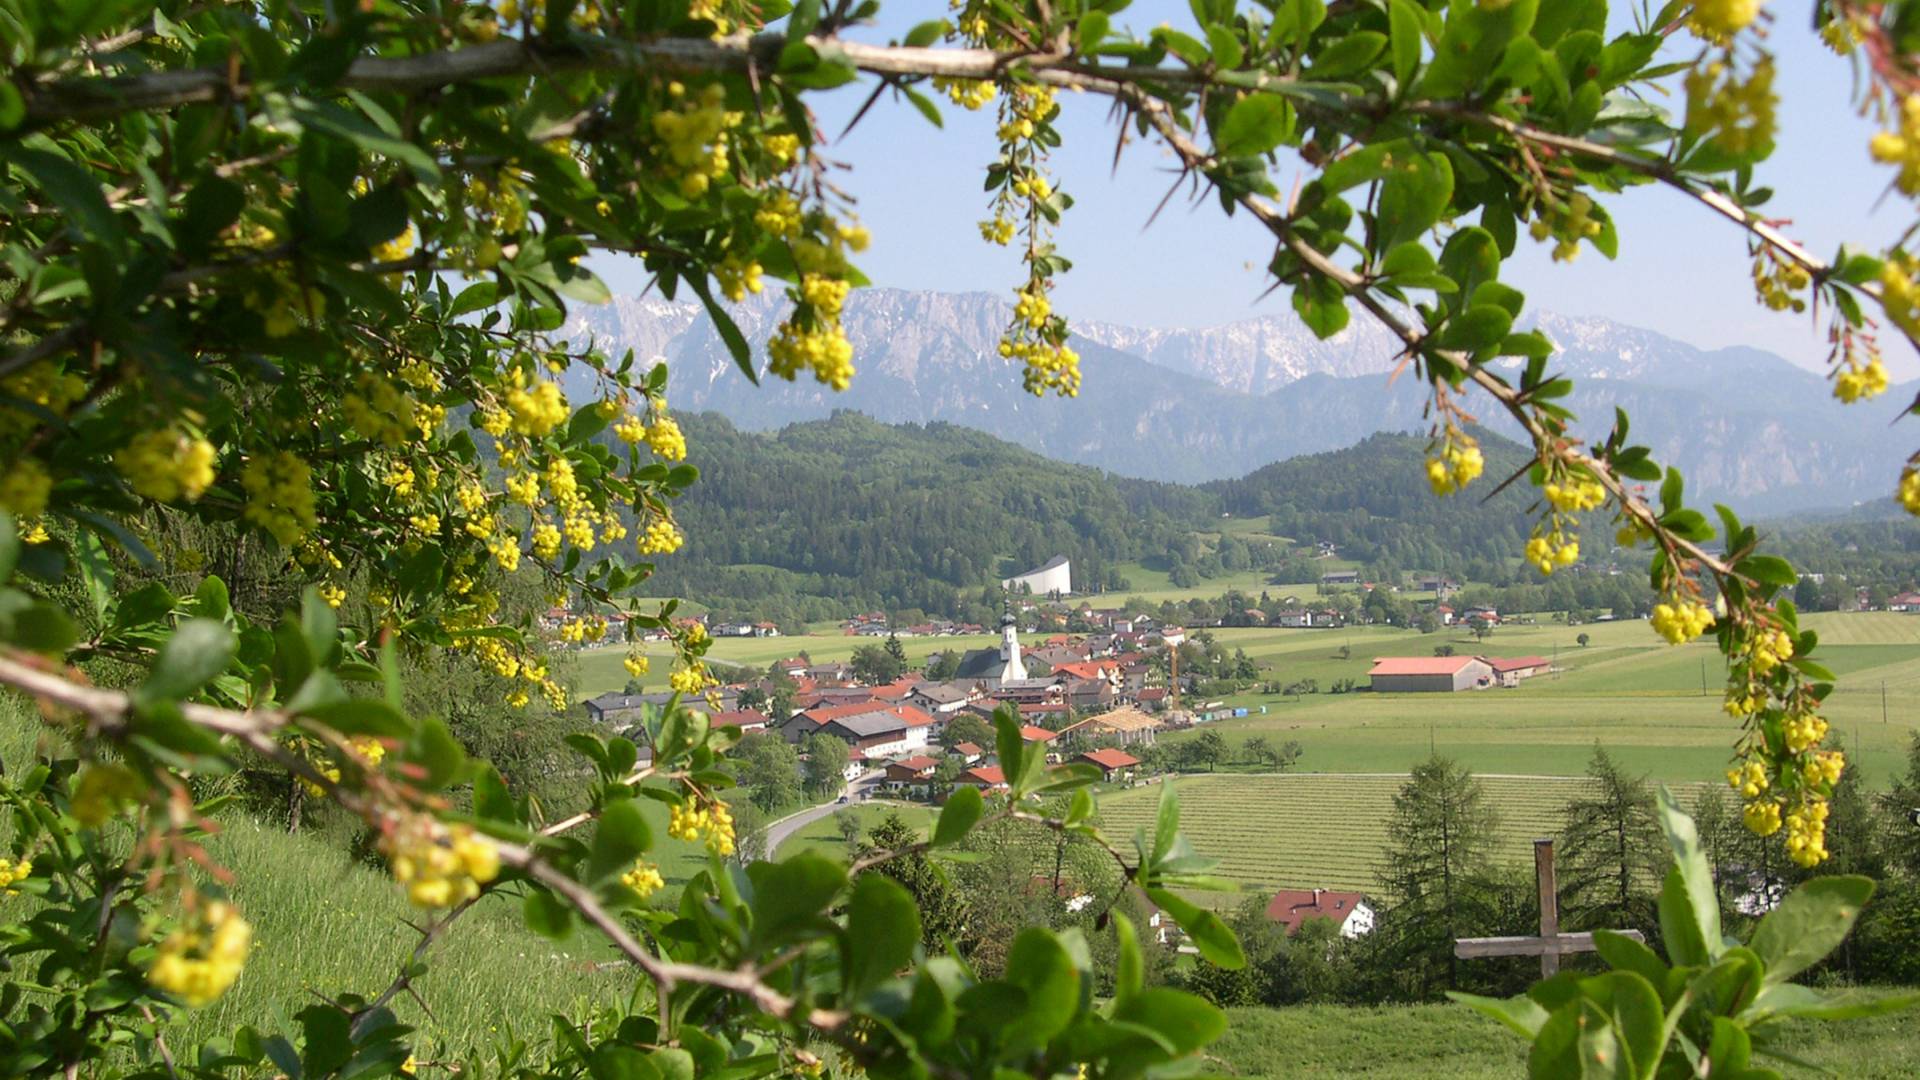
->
531;520;561;560
558;617;609;644
498;0;599;32
1650;598;1714;644
1012;286;1051;330
1527;192;1603;262
755;191;804;239
1686;0;1760;43
715;254;764;302
317;581;347;609
1869;95;1920;195
1542;476;1605;513
0;360;87;441
1726;759;1769;799
1748;625;1794;673
1007;339;1082;398
934;77;996;110
622;860;665;899
1879;252;1920;340
1722;690;1762;718
1901;465;1920;515
766;133;802;166
1832;355;1890;403
978;216;1017;246
668;663;714;695
1424;439;1483;496
1821;13;1865;54
623;649;650;677
240;451;318;546
638;518;683;555
769;303;856;391
646;415;687;460
1750;252;1811;313
0;856;32;896
1784;798;1829;866
1783;709;1829;754
147;902;252;1008
504;379;570;438
342;373;421;446
384;818;501;908
0;457;52;518
668;798;736;856
1802;748;1845;788
371;222;416;268
613;412;646;444
1743;797;1782;836
71;763;140;826
1683;56;1776;156
650;81;742;199
1524;528;1579;575
117;427;217;503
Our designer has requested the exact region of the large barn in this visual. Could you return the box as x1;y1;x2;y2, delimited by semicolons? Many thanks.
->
1366;656;1495;693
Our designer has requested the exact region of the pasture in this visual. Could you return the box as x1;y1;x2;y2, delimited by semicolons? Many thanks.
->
773;802;936;860
1157;612;1920;785
1093;773;1709;897
573;632;1002;699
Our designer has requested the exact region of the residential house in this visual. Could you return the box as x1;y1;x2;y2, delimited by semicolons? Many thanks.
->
584;689;740;727
1064;678;1117;712
953;765;1007;793
1889;591;1920;613
1019;724;1058;745
1017;702;1072;725
909;681;978;714
774;657;811;680
950;741;985;764
1366;656;1495;693
1136;687;1170;713
1264;889;1376;938
1076;748;1141;783
707;709;771;734
881;755;941;799
778;701;936;751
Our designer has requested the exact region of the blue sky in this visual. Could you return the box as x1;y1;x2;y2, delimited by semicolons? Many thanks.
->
594;4;1912;375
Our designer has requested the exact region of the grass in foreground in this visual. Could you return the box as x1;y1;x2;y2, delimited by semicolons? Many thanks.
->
1209;998;1920;1078
774;801;936;860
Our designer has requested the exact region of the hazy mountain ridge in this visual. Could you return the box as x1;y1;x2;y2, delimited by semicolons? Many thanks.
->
563;287;1916;512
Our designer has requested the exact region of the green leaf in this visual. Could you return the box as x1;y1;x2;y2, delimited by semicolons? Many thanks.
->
1206;24;1244;70
0;144;123;250
1736;555;1797;591
684;273;758;386
1110;987;1228;1057
1377;151;1453;251
1593;930;1668;995
1749;875;1874;984
1308;31;1387;78
933;784;983;847
1388;0;1424;86
1215;93;1294;158
1582;971;1664;1078
524;889;574;940
140;619;236;703
1002;928;1082;1048
448;281;499;317
1746;983;1920;1022
0;512;17;582
406;716;467;790
747;854;847;946
587;798;653;884
1145;886;1244;969
903;19;947;47
1114;912;1144;1006
1447;991;1548;1038
843;874;919;996
1436;304;1513;351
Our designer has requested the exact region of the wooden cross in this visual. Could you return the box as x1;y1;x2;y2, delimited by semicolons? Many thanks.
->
1454;838;1645;977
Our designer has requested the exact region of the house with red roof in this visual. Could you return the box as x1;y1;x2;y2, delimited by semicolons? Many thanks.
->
882;754;943;798
1485;656;1552;686
777;702;936;760
1075;748;1140;783
707;709;770;734
1366;656;1495;693
1019;724;1058;744
949;741;985;764
952;765;1007;793
1264;888;1375;938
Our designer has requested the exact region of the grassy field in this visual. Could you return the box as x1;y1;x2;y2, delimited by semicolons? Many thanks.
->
1208;998;1920;1078
1153;612;1920;785
573;632;1002;699
1094;773;1709;896
773;801;936;860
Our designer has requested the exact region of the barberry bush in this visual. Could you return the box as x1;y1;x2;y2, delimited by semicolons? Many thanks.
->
1;0;1918;1075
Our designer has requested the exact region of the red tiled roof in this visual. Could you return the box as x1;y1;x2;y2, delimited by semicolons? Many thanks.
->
952;742;984;755
889;754;940;772
1367;656;1484;676
1018;702;1070;715
959;765;1006;786
1019;724;1058;742
1485;656;1550;673
1137;688;1169;700
1053;660;1118;680
1264;889;1368;934
1078;748;1140;770
709;709;768;729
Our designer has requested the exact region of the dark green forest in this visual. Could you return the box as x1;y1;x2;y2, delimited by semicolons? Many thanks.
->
611;413;1920;625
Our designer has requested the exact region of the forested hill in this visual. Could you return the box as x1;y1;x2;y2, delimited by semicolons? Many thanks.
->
1201;431;1539;583
625;414;1553;625
635;412;1211;625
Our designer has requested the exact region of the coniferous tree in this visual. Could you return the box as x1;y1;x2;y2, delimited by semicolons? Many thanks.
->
1558;746;1665;940
1380;755;1500;995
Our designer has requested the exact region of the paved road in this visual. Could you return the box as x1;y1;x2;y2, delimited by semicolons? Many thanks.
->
764;772;883;854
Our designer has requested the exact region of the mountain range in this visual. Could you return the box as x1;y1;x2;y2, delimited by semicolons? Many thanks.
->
564;288;1919;513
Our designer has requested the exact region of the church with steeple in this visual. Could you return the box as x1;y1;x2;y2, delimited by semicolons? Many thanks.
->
951;603;1030;685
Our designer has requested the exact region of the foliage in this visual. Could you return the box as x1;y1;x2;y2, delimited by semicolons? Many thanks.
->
1558;746;1667;941
847;641;905;685
3;0;1918;1073
1453;791;1920;1079
1379;755;1501;997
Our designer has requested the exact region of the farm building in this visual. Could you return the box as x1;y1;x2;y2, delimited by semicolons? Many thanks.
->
1076;748;1141;782
584;689;739;726
1003;554;1073;596
1056;705;1162;746
1265;888;1375;938
1486;656;1552;686
1320;570;1360;585
1366;656;1495;693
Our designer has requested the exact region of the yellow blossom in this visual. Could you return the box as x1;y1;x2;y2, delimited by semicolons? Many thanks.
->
147;902;251;1007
